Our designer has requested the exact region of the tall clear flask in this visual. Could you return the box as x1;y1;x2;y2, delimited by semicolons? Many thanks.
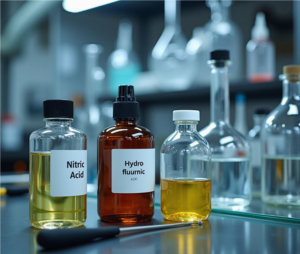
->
80;44;104;185
248;109;270;198
107;20;141;96
261;65;300;206
205;0;243;82
161;110;211;222
149;0;192;91
246;12;275;83
200;50;251;209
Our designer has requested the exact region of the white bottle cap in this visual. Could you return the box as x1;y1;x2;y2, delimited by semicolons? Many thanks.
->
173;110;200;121
251;12;269;40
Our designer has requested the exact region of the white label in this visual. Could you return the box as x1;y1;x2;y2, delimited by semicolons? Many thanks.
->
111;149;155;194
50;150;87;197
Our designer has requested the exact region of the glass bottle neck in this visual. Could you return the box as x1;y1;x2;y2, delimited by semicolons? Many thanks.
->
45;119;72;127
281;79;300;104
210;62;230;124
210;3;230;22
165;0;180;31
253;114;267;127
116;119;138;126
175;120;198;132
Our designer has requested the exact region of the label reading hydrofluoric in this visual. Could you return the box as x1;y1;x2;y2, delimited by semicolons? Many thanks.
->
50;150;87;197
111;149;155;193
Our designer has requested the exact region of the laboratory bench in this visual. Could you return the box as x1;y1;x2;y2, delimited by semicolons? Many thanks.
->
1;194;300;254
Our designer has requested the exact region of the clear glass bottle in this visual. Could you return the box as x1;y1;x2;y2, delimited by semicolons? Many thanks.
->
108;20;141;96
149;0;192;91
248;108;270;198
29;100;87;229
161;110;211;222
186;27;211;85
261;65;300;206
204;0;243;82
98;85;155;223
200;50;251;209
246;12;275;83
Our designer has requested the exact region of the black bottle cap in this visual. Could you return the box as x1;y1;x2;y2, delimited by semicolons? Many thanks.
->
210;50;230;61
255;108;270;115
113;85;139;120
43;100;73;119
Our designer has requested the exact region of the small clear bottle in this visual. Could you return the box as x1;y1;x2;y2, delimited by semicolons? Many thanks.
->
248;108;270;198
200;50;251;209
29;100;87;229
161;110;211;222
261;65;300;206
246;12;275;83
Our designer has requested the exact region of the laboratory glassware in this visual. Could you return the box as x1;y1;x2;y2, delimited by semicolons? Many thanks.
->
107;20;141;96
234;93;248;136
204;0;243;82
261;65;300;206
248;108;270;198
200;50;251;209
186;27;211;85
161;110;211;222
29;100;87;229
246;12;275;83
149;0;193;91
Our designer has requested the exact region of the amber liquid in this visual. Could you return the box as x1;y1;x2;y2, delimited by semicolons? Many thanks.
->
98;120;155;223
29;152;86;229
161;178;211;222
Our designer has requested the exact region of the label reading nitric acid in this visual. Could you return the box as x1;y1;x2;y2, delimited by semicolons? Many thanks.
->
111;149;155;194
50;150;87;197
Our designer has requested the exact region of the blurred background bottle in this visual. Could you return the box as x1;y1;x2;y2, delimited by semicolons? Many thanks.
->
261;65;300;206
204;0;243;82
246;12;275;83
186;27;210;85
149;0;193;91
107;20;141;96
234;93;248;136
248;108;270;198
75;44;104;186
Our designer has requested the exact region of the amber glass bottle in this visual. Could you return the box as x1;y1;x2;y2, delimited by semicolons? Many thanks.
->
98;85;155;223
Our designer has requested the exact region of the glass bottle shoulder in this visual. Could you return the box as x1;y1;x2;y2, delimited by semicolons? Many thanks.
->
161;130;210;156
246;39;274;52
200;122;250;153
99;124;154;140
30;125;86;141
263;101;300;132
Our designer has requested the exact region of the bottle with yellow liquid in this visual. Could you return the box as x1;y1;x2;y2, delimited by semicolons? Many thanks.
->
160;110;211;222
29;100;87;229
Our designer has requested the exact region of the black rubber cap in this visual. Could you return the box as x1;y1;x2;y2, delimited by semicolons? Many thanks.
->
255;108;270;115
43;100;73;119
210;50;230;60
113;85;139;120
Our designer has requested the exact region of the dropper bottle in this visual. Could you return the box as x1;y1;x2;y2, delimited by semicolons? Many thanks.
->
97;85;155;223
246;12;275;83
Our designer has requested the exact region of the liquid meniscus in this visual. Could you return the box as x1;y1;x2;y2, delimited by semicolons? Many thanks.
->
161;178;211;222
29;152;86;229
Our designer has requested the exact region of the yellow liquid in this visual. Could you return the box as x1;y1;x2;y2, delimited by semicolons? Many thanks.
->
29;152;86;229
161;178;211;222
